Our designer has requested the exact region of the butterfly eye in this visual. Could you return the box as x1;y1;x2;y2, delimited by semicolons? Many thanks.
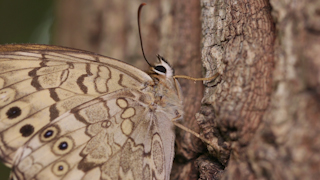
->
154;65;167;74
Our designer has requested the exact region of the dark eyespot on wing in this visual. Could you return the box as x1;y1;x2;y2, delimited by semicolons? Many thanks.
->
19;124;34;137
59;141;68;150
44;130;53;138
6;106;21;119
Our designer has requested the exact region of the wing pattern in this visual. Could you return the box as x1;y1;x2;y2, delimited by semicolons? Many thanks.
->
0;44;181;180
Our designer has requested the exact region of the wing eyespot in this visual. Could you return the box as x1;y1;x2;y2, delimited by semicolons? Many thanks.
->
19;124;34;137
44;130;54;138
58;141;68;150
52;136;74;155
40;125;60;142
6;106;21;119
52;161;70;176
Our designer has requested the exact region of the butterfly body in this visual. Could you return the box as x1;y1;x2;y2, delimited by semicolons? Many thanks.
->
0;44;183;180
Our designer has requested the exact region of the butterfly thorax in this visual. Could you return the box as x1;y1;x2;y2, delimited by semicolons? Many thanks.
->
147;56;184;122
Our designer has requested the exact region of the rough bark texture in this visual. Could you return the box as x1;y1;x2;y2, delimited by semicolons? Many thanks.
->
201;0;320;179
54;0;320;179
200;0;274;173
242;0;320;179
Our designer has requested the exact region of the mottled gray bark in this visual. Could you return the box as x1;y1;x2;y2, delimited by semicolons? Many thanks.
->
200;0;320;179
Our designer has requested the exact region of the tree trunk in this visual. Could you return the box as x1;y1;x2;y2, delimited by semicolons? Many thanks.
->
54;0;320;179
200;0;320;179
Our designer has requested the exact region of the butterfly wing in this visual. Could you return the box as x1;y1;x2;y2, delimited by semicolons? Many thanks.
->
10;88;175;180
0;44;153;165
0;44;179;180
0;44;177;180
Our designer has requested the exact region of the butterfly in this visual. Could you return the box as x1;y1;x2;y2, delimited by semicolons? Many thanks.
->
0;43;184;180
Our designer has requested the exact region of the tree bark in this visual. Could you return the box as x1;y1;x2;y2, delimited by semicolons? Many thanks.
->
200;0;320;179
200;0;274;179
54;0;320;179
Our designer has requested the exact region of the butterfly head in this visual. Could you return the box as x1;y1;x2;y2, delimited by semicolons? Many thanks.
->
151;55;174;78
148;54;184;122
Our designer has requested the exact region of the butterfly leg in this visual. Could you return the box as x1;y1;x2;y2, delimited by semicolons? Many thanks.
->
171;115;221;151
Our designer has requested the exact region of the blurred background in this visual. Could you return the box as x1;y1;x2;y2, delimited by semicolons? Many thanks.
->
0;0;53;45
0;1;54;177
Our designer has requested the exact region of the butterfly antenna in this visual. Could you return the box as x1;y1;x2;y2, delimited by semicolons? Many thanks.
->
138;3;152;67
